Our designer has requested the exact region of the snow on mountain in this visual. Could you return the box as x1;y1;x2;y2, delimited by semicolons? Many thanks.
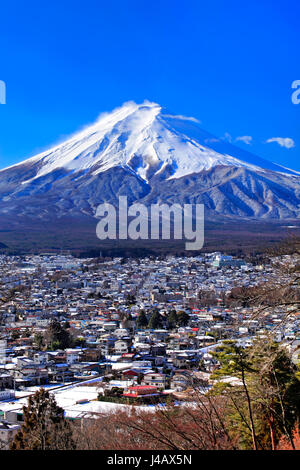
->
0;100;299;222
2;100;298;186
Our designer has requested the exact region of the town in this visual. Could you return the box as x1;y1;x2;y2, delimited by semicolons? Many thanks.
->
0;250;299;448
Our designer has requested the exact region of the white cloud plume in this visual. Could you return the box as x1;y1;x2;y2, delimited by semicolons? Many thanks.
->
223;132;232;143
235;135;253;145
163;114;201;124
266;137;295;149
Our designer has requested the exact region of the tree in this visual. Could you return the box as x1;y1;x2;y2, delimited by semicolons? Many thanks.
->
45;319;73;350
74;396;236;450
10;388;76;450
104;387;124;398
278;427;300;450
226;237;300;316
247;337;300;450
198;289;218;307
136;310;148;329
148;310;163;330
166;310;178;330
121;313;134;330
177;311;189;327
211;340;258;450
210;338;300;450
34;332;45;351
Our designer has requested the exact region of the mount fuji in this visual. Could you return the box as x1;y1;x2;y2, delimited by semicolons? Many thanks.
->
0;100;300;225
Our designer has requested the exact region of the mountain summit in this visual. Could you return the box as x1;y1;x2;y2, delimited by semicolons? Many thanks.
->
3;100;298;183
0;100;300;221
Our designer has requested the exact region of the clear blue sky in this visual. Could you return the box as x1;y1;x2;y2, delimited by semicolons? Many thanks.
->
0;0;299;170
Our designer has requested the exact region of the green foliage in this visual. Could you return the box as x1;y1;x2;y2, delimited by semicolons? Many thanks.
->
136;310;148;329
73;336;86;348
210;338;300;450
211;340;255;380
34;332;45;351
166;310;178;330
46;319;73;350
10;388;76;450
148;310;163;329
104;387;124;398
177;311;189;327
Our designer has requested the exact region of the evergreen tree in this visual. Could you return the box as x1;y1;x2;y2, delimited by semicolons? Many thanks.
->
10;388;76;450
177;311;189;327
166;310;178;330
211;340;258;450
46;319;73;350
136;310;148;329
34;332;45;351
248;337;300;450
210;338;300;450
148;310;163;330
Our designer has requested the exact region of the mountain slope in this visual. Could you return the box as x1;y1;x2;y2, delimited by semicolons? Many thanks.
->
143;165;300;219
0;100;299;222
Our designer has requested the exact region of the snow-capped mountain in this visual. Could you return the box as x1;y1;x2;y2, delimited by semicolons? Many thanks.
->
3;100;298;182
0;100;300;221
